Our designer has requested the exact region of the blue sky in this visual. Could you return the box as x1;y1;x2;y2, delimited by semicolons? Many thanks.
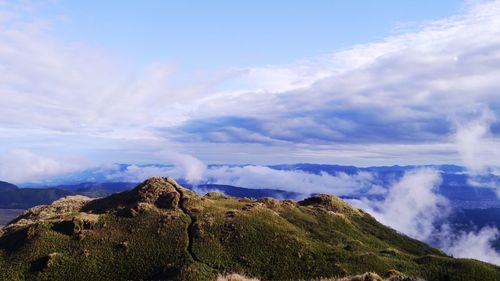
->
52;1;462;68
1;0;500;182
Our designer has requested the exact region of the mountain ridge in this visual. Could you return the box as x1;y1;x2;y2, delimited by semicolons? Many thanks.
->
1;177;499;280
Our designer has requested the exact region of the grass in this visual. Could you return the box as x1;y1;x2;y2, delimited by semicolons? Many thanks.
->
1;177;499;281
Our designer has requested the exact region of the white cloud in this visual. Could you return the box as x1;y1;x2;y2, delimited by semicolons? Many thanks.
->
2;1;500;164
0;23;181;132
453;109;500;196
351;169;448;241
161;0;500;164
0;149;82;183
0;2;212;157
454;108;500;172
104;164;176;183
445;227;500;265
191;1;500;120
191;186;224;196
96;153;206;184
204;165;382;196
351;168;500;265
162;152;207;184
95;154;383;196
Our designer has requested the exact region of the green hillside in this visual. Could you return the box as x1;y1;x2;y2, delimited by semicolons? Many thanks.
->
0;177;498;281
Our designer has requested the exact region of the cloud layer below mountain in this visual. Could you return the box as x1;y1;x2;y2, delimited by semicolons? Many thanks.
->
350;168;500;266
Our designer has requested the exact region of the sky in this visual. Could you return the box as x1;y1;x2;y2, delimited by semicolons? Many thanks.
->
2;0;500;181
51;0;463;68
2;1;500;265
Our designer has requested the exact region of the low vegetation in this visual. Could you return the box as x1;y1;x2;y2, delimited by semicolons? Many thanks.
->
0;177;499;281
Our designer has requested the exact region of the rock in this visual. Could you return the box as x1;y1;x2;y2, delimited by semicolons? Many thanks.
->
298;194;361;215
338;272;384;281
6;196;92;229
136;177;180;209
380;248;398;257
31;252;63;272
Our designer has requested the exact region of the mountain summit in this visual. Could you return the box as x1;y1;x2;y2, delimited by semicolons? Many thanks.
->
0;177;499;281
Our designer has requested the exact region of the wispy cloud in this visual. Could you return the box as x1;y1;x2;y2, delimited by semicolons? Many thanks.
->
2;1;500;164
351;169;449;241
453;108;500;196
0;149;83;183
166;0;500;164
444;227;500;265
95;157;383;197
162;152;207;184
183;3;499;123
204;165;382;196
351;168;500;265
454;108;500;172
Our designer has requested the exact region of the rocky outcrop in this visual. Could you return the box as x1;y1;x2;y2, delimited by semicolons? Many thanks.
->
135;177;181;208
2;195;93;234
81;177;186;216
299;194;362;215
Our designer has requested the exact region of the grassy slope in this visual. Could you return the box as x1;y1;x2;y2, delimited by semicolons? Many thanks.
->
0;177;499;281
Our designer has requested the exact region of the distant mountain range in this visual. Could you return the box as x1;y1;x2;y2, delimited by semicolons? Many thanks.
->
18;163;467;186
269;163;466;174
16;163;500;207
0;181;302;209
2;162;500;215
0;181;72;209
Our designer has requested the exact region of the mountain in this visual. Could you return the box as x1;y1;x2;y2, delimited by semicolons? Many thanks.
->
1;177;498;281
269;163;466;175
53;182;138;197
0;180;19;190
0;180;302;210
0;182;72;209
0;181;135;210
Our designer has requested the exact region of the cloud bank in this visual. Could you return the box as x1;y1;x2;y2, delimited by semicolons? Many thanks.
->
0;149;82;183
2;1;500;165
352;169;448;241
171;1;500;157
453;108;500;197
90;159;383;197
351;168;500;265
454;109;500;173
203;165;382;196
445;227;500;265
